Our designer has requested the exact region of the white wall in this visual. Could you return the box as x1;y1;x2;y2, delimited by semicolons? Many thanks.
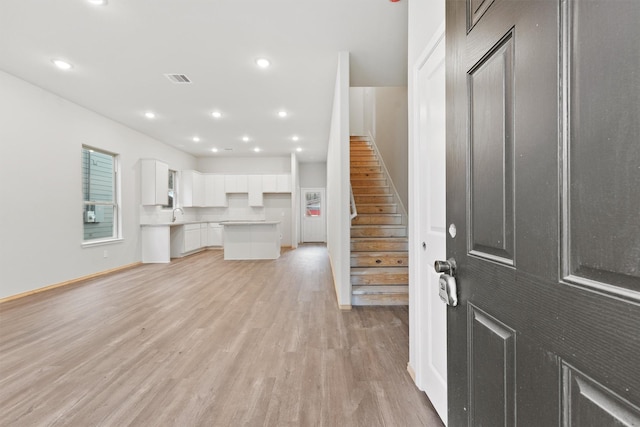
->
326;52;351;309
407;0;446;395
351;87;409;211
291;153;300;247
197;156;291;174
299;162;327;188
349;87;365;135
0;71;196;300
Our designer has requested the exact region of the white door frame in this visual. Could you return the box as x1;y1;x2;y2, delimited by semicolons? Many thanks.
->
408;22;448;425
301;187;326;243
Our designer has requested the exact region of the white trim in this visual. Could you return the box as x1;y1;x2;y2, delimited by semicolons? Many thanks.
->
81;237;124;248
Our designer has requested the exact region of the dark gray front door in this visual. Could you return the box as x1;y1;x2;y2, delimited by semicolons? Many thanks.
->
446;0;640;425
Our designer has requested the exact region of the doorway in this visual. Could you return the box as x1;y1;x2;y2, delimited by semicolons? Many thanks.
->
301;188;326;243
410;24;448;425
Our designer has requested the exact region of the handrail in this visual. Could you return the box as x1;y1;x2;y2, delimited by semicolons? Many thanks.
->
350;182;358;220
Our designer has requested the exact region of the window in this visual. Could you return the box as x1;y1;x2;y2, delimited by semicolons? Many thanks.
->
82;146;120;243
305;191;321;217
163;169;177;209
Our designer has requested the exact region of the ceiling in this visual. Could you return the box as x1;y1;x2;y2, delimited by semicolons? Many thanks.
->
0;0;408;163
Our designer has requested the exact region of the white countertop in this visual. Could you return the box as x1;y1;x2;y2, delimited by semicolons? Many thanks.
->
140;221;213;227
219;221;280;225
141;220;280;227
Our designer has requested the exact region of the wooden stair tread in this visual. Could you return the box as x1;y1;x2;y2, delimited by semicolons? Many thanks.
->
350;135;407;306
352;285;408;295
351;266;409;275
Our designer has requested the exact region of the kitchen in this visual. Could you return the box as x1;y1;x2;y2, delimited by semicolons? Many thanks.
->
140;156;298;263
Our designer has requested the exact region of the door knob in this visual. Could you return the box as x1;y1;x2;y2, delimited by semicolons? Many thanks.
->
434;258;457;274
434;258;458;307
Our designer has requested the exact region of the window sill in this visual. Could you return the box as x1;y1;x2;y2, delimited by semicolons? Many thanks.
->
81;238;124;248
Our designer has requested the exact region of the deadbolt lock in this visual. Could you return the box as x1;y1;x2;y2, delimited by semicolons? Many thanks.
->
434;258;458;307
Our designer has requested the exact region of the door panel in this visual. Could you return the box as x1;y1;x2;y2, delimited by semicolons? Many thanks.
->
468;305;515;427
446;0;640;425
468;30;514;264
563;363;640;427
565;0;640;295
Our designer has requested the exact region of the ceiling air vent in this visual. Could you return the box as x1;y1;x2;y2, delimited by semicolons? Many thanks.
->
164;74;192;84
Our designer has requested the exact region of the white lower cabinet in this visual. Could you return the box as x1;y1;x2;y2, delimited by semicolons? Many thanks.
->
171;223;202;257
200;223;208;247
208;223;223;246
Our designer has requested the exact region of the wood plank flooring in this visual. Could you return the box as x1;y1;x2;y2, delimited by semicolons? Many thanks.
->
0;245;443;427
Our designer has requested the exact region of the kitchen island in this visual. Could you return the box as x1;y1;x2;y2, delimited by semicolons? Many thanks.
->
221;221;281;260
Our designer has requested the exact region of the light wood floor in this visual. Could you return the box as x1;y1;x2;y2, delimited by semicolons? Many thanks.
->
0;244;443;426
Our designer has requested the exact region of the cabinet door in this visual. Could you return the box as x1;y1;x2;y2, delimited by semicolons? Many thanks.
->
208;223;223;246
224;175;237;193
262;174;277;192
277;174;292;192
192;172;205;206
184;225;200;252
141;159;169;205
205;174;227;207
200;223;208;247
236;175;248;193
180;170;195;207
210;175;227;206
248;175;263;207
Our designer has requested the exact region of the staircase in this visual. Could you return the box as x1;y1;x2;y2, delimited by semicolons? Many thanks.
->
350;136;409;306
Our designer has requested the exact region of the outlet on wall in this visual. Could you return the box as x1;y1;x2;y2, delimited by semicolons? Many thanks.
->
103;250;108;258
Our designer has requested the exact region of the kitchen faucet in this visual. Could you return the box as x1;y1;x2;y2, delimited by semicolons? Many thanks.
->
172;207;184;222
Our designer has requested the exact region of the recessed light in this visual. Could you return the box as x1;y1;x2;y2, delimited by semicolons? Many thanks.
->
242;136;250;142
193;136;201;142
256;58;270;68
144;111;156;119
52;59;72;70
296;147;302;152
254;147;261;153
87;0;107;5
292;135;299;141
211;148;218;153
211;111;222;119
278;111;288;118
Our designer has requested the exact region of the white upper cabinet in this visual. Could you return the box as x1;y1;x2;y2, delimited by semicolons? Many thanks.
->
180;170;205;207
141;159;169;206
277;174;292;192
204;174;227;207
262;174;291;193
248;175;263;207
225;174;248;193
262;174;278;192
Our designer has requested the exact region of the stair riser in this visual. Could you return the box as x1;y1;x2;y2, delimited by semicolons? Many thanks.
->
354;195;394;204
351;241;408;251
356;205;398;214
352;215;401;225
352;187;390;195
351;227;407;238
351;161;380;167
350;179;386;187
351;254;408;267
351;173;384;179
351;273;409;285
351;293;408;306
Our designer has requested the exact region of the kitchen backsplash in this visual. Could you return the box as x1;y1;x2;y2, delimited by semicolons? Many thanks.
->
139;194;266;224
